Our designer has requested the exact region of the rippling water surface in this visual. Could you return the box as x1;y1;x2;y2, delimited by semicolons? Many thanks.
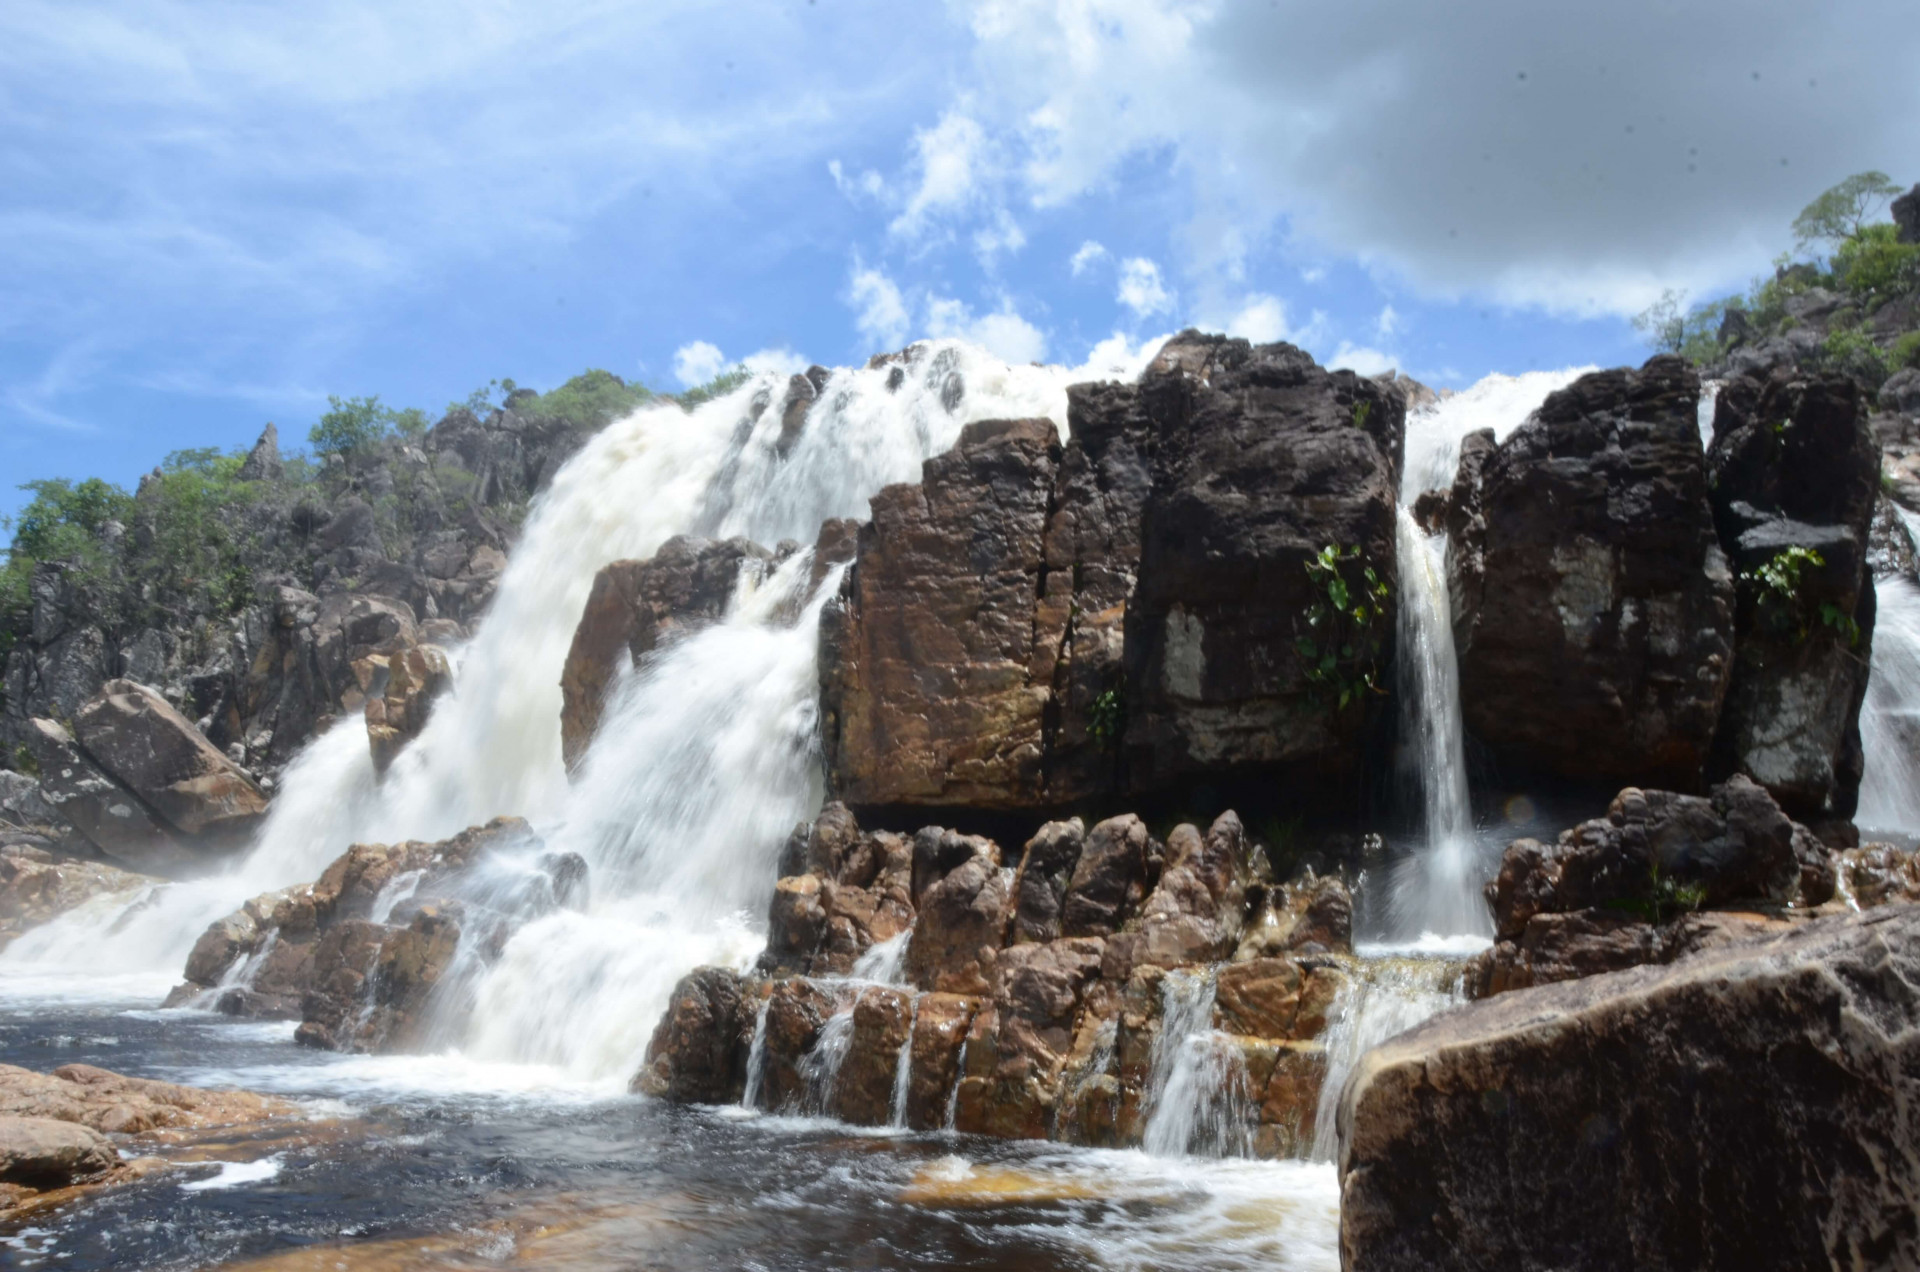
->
0;976;1342;1272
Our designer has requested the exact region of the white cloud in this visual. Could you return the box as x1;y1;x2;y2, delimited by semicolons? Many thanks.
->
891;111;994;239
1117;257;1174;318
672;340;728;388
1376;304;1401;338
1066;330;1171;381
945;0;1920;314
973;207;1028;265
828;159;887;202
742;347;810;378
1070;240;1109;276
1328;342;1400;376
1221;293;1290;343
925;296;1048;364
847;266;912;351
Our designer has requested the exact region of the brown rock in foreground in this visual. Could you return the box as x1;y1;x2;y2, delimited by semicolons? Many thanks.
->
1339;905;1920;1271
0;1062;298;1135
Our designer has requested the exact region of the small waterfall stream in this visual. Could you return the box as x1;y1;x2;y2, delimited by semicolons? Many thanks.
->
1858;508;1920;837
1141;969;1254;1159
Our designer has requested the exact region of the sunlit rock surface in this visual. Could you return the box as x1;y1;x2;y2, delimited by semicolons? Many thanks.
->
1340;906;1920;1272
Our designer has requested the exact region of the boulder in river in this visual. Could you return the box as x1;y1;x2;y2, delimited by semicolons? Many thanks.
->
1340;905;1920;1271
0;842;156;950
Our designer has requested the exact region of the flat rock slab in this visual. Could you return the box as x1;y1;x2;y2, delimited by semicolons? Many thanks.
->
0;1063;297;1135
1338;905;1920;1271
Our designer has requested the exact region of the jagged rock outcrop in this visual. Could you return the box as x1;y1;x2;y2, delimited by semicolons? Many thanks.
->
1453;357;1734;789
24;718;189;873
364;640;452;774
559;536;777;772
1469;777;1832;996
819;417;1067;809
1123;335;1405;802
653;802;1351;1159
1706;369;1879;821
1339;905;1920;1272
165;817;586;1052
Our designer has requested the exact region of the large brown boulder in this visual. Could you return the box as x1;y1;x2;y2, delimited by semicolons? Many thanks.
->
634;967;759;1103
1125;811;1254;968
559;536;774;772
1060;814;1155;938
1007;818;1086;945
1706;370;1879;820
758;804;915;977
72;679;269;845
1454;357;1734;789
1339;906;1920;1271
904;833;1011;995
1122;334;1404;801
23;717;191;874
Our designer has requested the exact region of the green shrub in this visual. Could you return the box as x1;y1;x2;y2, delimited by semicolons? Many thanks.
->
1817;321;1893;390
1296;543;1391;709
1891;331;1920;372
519;369;654;432
1833;224;1920;303
676;366;754;409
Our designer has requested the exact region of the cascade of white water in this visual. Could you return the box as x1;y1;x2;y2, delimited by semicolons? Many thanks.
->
888;995;920;1127
848;932;911;986
1309;960;1466;1162
740;996;772;1111
1385;368;1596;940
5;342;1157;1042
1140;968;1253;1158
800;1000;859;1115
1858;509;1920;837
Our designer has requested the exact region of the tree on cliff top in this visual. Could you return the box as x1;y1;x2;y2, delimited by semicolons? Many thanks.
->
1793;171;1904;251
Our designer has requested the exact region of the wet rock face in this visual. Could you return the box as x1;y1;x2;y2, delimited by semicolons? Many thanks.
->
1707;370;1879;820
760;803;915;978
658;800;1344;1159
0;1116;119;1190
1455;357;1734;789
1340;906;1920;1272
365;641;452;775
1123;335;1405;800
635;967;760;1103
559;536;775;773
165;817;583;1052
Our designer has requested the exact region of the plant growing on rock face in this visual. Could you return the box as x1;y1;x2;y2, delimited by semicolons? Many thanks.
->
1744;546;1860;646
1296;543;1391;709
1613;860;1708;925
1087;685;1126;748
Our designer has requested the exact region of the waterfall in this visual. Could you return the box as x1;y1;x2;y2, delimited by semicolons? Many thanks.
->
1140;969;1254;1158
4;339;1167;1089
740;997;772;1111
1309;959;1466;1161
1859;510;1920;837
800;1001;858;1115
848;932;910;986
1385;368;1596;941
888;995;919;1127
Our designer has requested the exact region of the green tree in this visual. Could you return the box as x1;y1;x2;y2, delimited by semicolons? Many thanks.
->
1792;171;1903;252
1632;289;1688;353
309;395;391;457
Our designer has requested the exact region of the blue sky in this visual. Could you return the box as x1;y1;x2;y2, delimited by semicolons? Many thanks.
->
4;0;1917;520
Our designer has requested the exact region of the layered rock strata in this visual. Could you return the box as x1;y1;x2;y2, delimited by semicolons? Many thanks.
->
1339;905;1920;1271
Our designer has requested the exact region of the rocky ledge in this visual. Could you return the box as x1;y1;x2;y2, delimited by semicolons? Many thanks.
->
0;1062;302;1221
638;802;1366;1157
